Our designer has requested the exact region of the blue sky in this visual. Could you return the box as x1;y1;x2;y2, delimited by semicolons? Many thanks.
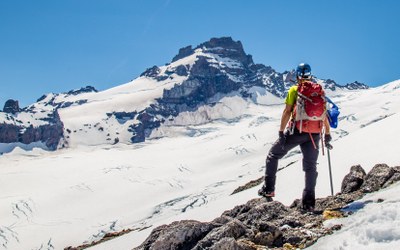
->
1;0;399;107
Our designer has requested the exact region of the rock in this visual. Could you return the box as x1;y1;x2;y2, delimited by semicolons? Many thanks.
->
323;79;338;91
193;219;249;249
341;165;367;193
344;81;369;90
361;163;395;192
172;46;194;62
66;86;98;96
205;237;242;250
0;110;64;150
383;166;400;188
197;37;253;67
140;65;161;78
3;99;20;114
0;123;19;142
134;220;217;250
129;111;161;143
322;210;344;220
175;65;188;76
236;239;265;250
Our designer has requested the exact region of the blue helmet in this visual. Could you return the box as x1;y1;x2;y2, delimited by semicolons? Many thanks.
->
296;63;311;79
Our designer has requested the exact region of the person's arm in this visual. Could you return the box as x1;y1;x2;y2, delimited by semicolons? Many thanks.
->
279;104;293;132
324;116;331;134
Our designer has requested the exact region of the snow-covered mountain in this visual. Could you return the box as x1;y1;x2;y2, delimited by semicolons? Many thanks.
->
0;37;368;153
1;37;399;250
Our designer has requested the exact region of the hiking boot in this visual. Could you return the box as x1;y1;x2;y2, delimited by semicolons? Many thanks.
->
258;187;275;198
301;203;315;212
302;189;315;211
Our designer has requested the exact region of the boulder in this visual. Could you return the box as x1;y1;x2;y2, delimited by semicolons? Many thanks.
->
341;165;367;193
383;166;400;188
361;163;395;192
134;220;217;250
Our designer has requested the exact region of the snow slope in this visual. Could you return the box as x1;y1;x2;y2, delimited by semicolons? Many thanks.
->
0;80;399;250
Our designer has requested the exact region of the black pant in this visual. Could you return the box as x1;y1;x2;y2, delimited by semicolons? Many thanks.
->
264;129;320;205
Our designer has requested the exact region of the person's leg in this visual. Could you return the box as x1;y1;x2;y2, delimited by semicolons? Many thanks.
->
261;132;301;195
300;134;320;209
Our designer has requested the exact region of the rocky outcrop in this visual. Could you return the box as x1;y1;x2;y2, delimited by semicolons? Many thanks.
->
198;37;254;67
66;86;98;96
0;123;19;142
141;66;162;78
3;99;20;114
0;110;64;150
129;110;162;143
172;46;195;63
344;81;369;90
134;164;400;250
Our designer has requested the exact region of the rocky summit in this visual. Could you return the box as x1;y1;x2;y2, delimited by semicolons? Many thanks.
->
132;163;399;250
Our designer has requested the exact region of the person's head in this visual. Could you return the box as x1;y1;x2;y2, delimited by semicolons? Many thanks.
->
296;63;312;80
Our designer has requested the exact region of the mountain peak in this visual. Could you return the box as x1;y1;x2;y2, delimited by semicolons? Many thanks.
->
170;37;253;66
197;37;243;50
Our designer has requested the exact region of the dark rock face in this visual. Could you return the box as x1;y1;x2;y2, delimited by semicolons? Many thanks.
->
0;110;64;150
134;164;400;250
3;99;20;114
198;37;254;67
107;111;138;124
0;124;19;142
175;65;189;76
141;66;161;78
172;46;195;62
344;81;369;90
341;165;367;193
129;109;162;143
66;86;98;96
323;79;338;91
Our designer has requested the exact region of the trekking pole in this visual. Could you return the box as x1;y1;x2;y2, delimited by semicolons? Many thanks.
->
327;147;334;196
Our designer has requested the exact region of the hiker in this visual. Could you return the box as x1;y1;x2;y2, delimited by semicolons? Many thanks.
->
258;63;332;211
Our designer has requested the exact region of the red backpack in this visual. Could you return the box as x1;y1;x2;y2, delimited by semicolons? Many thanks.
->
293;81;326;134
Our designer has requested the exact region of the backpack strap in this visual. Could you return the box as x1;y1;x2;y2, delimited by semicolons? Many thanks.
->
309;132;317;149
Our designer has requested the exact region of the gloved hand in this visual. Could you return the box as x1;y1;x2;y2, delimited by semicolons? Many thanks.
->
325;134;333;150
278;131;286;149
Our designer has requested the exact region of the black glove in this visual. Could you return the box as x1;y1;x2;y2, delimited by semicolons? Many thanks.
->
325;134;333;150
278;131;286;149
